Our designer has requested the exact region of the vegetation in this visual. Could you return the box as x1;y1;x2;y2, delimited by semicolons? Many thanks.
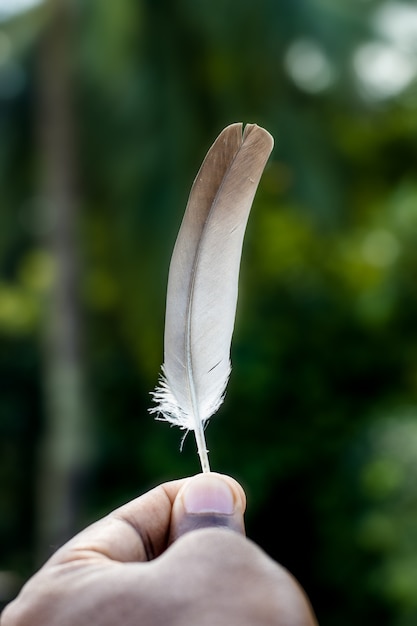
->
1;1;417;624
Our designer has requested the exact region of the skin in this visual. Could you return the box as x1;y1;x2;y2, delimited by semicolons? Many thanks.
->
1;473;318;626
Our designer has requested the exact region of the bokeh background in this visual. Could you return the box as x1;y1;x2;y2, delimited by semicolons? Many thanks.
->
1;0;417;624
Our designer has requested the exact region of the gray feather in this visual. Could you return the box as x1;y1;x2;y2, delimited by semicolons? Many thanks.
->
151;123;273;471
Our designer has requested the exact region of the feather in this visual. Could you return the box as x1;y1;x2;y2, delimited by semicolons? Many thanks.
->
150;122;274;472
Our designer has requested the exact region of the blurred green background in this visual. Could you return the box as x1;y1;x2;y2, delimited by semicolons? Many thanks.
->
1;0;417;624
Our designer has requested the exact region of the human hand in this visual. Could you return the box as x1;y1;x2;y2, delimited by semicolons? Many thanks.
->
1;473;317;626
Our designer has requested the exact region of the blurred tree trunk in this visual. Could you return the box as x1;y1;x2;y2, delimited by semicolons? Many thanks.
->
35;0;93;564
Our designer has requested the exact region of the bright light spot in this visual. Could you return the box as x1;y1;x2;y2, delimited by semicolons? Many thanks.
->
362;229;400;267
0;0;43;21
374;2;417;55
284;39;334;93
354;42;416;99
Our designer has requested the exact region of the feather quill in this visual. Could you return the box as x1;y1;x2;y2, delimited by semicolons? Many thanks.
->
151;122;273;472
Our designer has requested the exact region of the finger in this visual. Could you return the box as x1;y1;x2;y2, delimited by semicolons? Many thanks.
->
151;529;318;626
169;473;246;542
48;478;190;566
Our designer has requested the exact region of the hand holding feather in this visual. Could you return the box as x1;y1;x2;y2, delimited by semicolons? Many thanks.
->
3;475;317;626
151;123;274;472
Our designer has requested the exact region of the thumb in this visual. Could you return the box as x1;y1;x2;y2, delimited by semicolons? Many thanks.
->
169;472;246;543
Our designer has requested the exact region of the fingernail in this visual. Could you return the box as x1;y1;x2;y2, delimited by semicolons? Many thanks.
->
182;474;235;515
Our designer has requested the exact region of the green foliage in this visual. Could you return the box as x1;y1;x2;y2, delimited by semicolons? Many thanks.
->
1;0;417;623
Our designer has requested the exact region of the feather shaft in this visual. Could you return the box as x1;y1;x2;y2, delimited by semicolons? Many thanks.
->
151;122;273;471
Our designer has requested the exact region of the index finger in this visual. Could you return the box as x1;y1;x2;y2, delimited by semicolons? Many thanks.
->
48;478;189;566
